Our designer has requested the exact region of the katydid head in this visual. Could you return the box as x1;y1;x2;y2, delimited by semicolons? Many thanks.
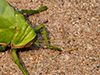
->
22;36;37;48
11;36;37;49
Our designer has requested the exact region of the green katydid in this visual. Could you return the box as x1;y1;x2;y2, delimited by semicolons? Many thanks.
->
0;0;61;75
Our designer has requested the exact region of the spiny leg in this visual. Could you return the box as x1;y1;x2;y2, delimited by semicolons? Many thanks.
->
34;24;61;51
19;6;47;14
11;48;28;75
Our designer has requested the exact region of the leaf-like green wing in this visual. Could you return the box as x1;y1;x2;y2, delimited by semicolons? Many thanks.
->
0;0;16;45
0;0;36;47
0;16;16;45
0;0;16;23
11;14;36;48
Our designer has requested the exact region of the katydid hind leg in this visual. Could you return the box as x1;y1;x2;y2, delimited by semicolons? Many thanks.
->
11;48;28;75
19;6;47;14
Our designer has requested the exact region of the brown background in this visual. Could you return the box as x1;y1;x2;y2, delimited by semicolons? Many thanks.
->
0;0;100;75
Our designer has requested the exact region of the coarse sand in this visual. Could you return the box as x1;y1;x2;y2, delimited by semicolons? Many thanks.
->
0;0;100;75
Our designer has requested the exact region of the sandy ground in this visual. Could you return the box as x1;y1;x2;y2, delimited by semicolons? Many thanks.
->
0;0;100;75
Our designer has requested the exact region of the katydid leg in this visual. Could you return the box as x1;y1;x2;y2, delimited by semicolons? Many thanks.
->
11;48;28;75
34;24;61;51
43;26;61;51
19;6;47;14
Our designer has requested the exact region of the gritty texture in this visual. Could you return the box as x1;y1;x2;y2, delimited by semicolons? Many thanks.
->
0;0;100;75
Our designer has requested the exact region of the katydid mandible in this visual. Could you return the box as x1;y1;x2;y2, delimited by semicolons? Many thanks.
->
0;0;61;75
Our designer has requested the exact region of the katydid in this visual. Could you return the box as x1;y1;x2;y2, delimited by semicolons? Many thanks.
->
0;0;61;75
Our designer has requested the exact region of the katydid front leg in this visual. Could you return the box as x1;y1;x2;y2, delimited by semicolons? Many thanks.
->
19;6;47;14
34;24;61;51
11;48;28;75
